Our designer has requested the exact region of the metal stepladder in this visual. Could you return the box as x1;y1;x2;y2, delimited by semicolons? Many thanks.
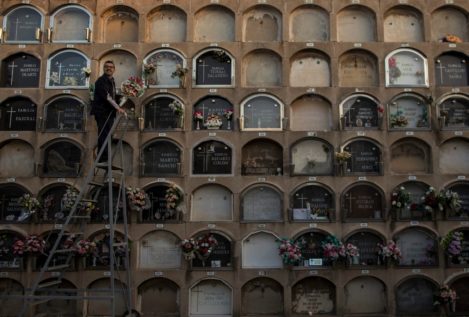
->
16;113;134;317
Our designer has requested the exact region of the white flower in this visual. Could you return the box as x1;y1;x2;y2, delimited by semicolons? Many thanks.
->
397;202;402;207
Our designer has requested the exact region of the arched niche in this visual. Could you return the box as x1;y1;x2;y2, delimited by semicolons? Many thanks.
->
99;50;137;88
388;93;430;130
86;231;129;269
90;184;126;224
144;95;184;130
383;6;424;42
294;231;328;267
242;5;282;42
0;231;25;269
193;140;232;175
139;231;181;269
395;227;438;266
138;278;180;316
344;276;386;313
342;183;384;221
445;183;469;219
0;97;37;131
147;5;186;42
338;50;378;87
3;6;43;43
385;49;429;87
87;278;128;315
242;232;282;268
191;232;233;269
241;185;282;221
439;138;469;174
289;95;332;131
189;279;232;316
0;278;23;314
450;276;469;313
289;5;329;42
194;49;234;87
193;96;234;130
143;49;186;88
341;139;382;175
395;277;439;314
38;184;71;222
390;138;431;174
290;138;333;176
241;277;284;315
431;6;468;42
108;140;133;176
337;5;376;42
438;95;469;130
50;5;92;42
240;94;284;130
142;139;182;176
292;277;335;314
44;96;85;131
194;5;235;42
291;184;334;221
41;140;82;177
35;279;80;316
393;181;431;220
0;140;34;178
242;50;282;87
290;50;330;87
46;50;90;88
191;184;233;221
345;231;384;266
102;6;138;43
142;184;182;223
242;139;283;176
339;94;381;129
1;53;40;87
435;52;469;86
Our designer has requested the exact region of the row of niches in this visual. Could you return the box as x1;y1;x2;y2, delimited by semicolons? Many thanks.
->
1;273;468;316
1;4;469;44
2;135;469;179
0;179;468;223
2;48;469;89
0;227;467;270
2;93;469;132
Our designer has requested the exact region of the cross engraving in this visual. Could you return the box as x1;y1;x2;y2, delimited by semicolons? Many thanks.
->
197;60;209;84
8;61;18;86
346;193;356;216
435;62;446;84
7;107;16;129
296;193;308;209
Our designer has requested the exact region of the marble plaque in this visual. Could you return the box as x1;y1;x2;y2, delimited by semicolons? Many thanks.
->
2;54;40;87
291;139;333;176
144;51;183;87
389;95;429;129
346;232;383;266
143;141;181;176
139;231;181;269
5;7;42;42
242;140;282;176
396;229;437;266
196;50;232;86
144;97;180;130
343;185;383;220
339;52;378;87
242;186;282;221
344;141;381;174
190;280;231;315
242;232;282;268
192;185;232;221
0;97;36;131
47;51;88;88
435;54;468;87
45;97;84;131
342;96;379;129
242;96;281;129
292;278;335;314
193;141;232;175
386;50;428;87
396;278;436;314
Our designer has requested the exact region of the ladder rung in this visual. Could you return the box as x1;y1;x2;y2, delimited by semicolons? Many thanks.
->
46;264;70;271
37;279;62;289
88;181;104;187
95;163;124;171
113;242;127;247
81;198;97;203
71;215;91;219
54;249;76;254
63;232;83;236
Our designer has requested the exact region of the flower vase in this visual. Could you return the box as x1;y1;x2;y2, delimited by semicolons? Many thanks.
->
352;255;360;265
196;120;200;130
452;301;456;313
340;162;348;176
179;75;185;89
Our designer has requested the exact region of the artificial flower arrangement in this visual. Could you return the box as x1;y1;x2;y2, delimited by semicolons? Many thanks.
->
126;187;151;212
168;100;184;116
321;235;346;264
434;284;457;312
83;67;94;101
180;238;197;260
193;111;204;122
24;235;46;255
165;184;183;210
388;57;401;83
143;63;156;75
12;239;25;256
82;67;92;78
377;240;402;265
204;113;223;129
422;187;440;214
441;231;463;261
390;112;409;128
377;104;385;118
391;186;411;216
61;187;79;210
18;193;40;214
194;234;218;260
335;150;352;163
120;76;145;106
438;189;462;215
224;109;233;120
75;239;97;256
345;243;359;257
171;64;188;79
442;34;463;43
277;238;303;266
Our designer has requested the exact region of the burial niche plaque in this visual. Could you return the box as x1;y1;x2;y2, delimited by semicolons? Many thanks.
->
343;184;383;220
190;280;232;316
191;185;232;221
291;138;334;176
396;229;437;266
143;50;184;87
144;97;182;130
139;231;181;269
0;186;28;222
292;277;335;314
341;95;380;129
193;97;234;131
292;185;332;221
344;277;386;314
396;278;437;314
143;185;179;222
344;140;381;174
242;186;282;221
242;95;282;130
193;141;232;175
242;232;283;268
0;232;23;269
346;232;383;266
339;51;378;87
43;141;81;177
0;97;36;131
142;140;181;176
242;140;283;176
139;278;180;316
386;49;428;87
1;54;40;87
5;7;42;43
295;232;327;267
195;50;232;86
439;96;469;129
51;6;91;42
45;97;85;131
389;95;430;129
47;51;88;88
435;54;469;87
192;233;232;268
242;278;284;315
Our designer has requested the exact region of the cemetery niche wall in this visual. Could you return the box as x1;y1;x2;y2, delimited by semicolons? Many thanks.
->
290;50;330;87
340;139;382;175
242;5;282;42
0;185;30;223
243;50;282;87
1;53;40;87
340;94;381;129
193;96;234;130
144;95;184;130
344;276;387;314
38;184;72;223
291;184;334;221
439;138;469;174
139;230;181;269
50;5;92;43
143;50;185;88
387;94;430;130
0;231;25;270
0;140;35;178
193;5;235;43
194;49;233;87
383;5;424;43
147;5;187;43
394;227;438;266
189;279;232;316
241;94;283;130
138;278;180;316
342;183;384;221
289;5;329;42
102;6;138;43
293;231;328;267
191;184;233;221
337;5;376;42
141;139;182;176
193;141;232;175
34;279;79;316
290;138;334;176
142;184;181;223
444;182;469;219
242;139;283;176
338;50;378;87
190;232;232;269
291;277;335;314
241;185;282;222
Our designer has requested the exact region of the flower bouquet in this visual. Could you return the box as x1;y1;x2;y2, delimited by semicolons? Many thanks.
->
204;113;223;129
180;238;196;260
194;234;218;261
434;285;457;313
143;63;156;75
12;239;25;256
61;187;79;211
171;64;188;87
193;111;204;129
120;76;145;106
165;184;183;210
388;57;401;83
441;231;463;263
390;113;408;128
321;235;346;265
442;34;463;43
335;151;352;163
75;239;96;256
345;243;360;265
18;193;40;213
277;238;302;266
438;189;462;215
169;100;184;117
25;235;46;255
126;187;151;212
391;186;411;218
377;240;401;265
82;67;91;78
